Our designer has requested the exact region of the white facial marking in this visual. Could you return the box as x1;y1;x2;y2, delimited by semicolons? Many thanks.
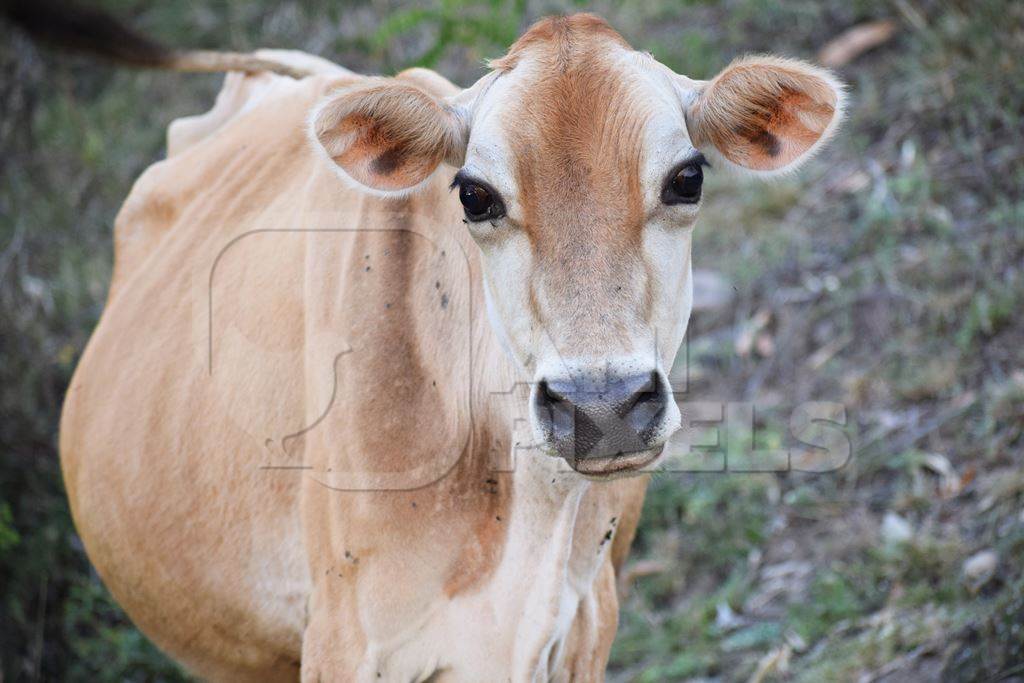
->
455;46;702;465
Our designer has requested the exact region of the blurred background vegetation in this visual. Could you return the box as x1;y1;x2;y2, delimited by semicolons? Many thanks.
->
1;0;1022;680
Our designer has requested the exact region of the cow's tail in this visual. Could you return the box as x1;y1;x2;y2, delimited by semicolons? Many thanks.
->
1;0;312;79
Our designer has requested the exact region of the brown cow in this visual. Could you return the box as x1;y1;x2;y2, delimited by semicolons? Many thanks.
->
54;12;843;682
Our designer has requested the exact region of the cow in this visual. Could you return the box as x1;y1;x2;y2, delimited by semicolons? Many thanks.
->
43;8;844;682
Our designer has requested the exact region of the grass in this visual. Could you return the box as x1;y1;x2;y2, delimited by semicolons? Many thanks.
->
1;0;1022;680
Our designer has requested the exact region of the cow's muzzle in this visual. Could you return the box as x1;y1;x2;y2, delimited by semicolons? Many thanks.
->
532;370;671;474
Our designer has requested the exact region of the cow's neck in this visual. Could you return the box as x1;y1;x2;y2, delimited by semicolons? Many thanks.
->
504;451;598;674
468;270;612;675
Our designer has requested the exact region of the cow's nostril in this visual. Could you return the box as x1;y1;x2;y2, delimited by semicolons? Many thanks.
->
618;371;660;414
621;371;667;436
537;379;565;408
533;378;576;445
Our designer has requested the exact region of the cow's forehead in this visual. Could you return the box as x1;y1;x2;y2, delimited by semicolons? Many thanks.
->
463;33;696;226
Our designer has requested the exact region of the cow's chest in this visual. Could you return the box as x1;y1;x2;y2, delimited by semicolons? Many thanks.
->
326;477;618;682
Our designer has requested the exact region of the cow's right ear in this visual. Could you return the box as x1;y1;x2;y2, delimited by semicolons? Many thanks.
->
310;79;468;195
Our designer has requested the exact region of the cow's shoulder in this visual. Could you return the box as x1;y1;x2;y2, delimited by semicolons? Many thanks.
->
111;61;357;299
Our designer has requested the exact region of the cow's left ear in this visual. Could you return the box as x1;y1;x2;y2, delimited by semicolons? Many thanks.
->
682;56;845;174
310;78;468;194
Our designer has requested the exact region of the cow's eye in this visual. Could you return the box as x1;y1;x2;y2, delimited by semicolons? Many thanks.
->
452;173;506;222
459;183;493;219
662;161;704;205
459;183;506;222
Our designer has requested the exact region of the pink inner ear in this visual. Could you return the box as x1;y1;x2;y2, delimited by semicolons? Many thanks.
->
738;88;836;170
691;63;839;172
319;113;444;192
313;83;458;192
333;115;440;192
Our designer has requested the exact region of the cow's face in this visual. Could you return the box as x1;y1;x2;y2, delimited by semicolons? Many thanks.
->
311;15;843;476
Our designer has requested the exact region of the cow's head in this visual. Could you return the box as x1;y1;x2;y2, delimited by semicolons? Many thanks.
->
310;14;844;476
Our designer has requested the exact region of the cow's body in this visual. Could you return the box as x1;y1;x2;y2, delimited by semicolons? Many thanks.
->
60;13;844;680
60;56;646;682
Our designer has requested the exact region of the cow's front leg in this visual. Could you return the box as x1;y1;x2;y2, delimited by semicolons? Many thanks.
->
300;580;372;683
